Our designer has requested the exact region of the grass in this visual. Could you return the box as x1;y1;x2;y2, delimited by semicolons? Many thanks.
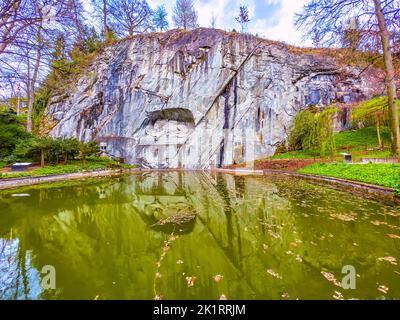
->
298;163;400;192
271;150;319;160
335;126;391;152
0;157;134;179
272;126;392;161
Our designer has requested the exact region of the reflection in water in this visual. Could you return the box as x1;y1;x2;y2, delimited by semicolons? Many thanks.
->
0;172;399;300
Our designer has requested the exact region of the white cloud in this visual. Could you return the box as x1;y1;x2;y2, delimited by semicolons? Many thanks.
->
248;0;311;46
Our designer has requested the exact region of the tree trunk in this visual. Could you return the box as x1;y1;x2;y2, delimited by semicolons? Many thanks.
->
41;149;45;167
375;113;382;149
103;0;108;42
373;0;400;158
27;26;42;132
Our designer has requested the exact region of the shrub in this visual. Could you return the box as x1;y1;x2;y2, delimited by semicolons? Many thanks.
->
288;106;337;158
0;111;32;159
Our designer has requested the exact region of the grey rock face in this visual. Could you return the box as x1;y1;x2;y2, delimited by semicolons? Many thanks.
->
45;28;383;168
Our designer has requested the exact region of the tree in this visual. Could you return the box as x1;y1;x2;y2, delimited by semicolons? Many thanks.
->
373;0;400;158
342;17;362;51
295;0;400;158
0;0;89;133
351;97;400;150
235;5;250;32
108;0;153;37
91;0;110;42
58;138;79;164
210;12;217;29
78;141;100;164
0;111;32;160
172;0;198;30
153;5;169;32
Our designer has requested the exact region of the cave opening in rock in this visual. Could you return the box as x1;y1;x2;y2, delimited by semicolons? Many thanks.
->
136;108;196;168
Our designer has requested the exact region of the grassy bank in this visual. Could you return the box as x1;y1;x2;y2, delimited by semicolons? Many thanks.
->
0;157;134;179
273;127;392;160
298;163;400;193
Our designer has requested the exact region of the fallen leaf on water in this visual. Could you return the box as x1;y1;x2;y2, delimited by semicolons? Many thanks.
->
377;284;389;294
333;291;343;300
186;276;197;287
371;220;387;226
329;213;356;222
268;230;280;239
321;271;341;287
378;256;397;265
219;294;227;300
387;234;400;239
213;274;223;283
267;269;282;279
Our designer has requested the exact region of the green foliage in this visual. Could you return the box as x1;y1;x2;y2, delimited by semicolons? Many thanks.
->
0;111;32;159
14;136;98;165
351;96;400;127
32;88;51;133
78;141;100;164
82;27;102;53
288;106;337;157
298;163;400;192
288;107;317;151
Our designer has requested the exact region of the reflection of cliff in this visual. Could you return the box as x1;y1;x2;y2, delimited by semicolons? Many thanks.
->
1;173;400;299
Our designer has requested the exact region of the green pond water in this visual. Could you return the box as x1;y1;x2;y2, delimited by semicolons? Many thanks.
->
0;172;399;300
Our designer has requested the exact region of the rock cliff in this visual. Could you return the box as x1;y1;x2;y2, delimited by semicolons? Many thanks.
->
44;28;384;168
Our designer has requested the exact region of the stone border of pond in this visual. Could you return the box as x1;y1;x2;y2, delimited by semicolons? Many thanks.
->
0;168;141;190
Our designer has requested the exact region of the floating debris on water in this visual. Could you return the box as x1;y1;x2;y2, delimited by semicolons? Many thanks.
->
267;269;282;279
321;271;341;287
378;256;397;265
186;276;196;287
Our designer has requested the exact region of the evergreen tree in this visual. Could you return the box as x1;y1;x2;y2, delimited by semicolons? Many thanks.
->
153;5;169;32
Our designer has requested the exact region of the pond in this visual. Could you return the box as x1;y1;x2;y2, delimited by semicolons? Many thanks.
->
0;172;399;300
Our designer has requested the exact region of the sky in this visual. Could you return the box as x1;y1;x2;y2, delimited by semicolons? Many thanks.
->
84;0;312;46
148;0;311;45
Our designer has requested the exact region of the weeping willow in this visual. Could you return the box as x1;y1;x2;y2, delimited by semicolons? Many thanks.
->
289;106;337;158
